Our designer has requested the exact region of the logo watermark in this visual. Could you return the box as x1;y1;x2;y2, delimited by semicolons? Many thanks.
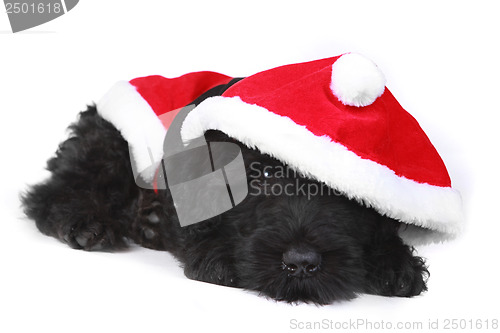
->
130;104;344;228
4;0;79;33
248;161;342;200
289;317;499;331
131;105;249;227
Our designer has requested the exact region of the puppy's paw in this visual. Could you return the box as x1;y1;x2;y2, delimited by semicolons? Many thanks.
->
367;246;429;297
380;254;428;297
58;220;122;251
131;199;168;250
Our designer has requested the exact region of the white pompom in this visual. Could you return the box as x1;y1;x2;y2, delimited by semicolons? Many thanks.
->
330;53;386;107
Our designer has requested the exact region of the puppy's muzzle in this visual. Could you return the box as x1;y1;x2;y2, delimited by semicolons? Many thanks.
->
282;247;321;277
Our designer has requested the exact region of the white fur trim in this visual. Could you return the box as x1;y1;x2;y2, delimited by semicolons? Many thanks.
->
331;53;386;107
181;96;463;245
97;81;166;181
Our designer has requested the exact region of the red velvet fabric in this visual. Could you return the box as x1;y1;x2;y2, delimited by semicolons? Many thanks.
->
222;57;451;187
130;72;232;193
130;71;233;119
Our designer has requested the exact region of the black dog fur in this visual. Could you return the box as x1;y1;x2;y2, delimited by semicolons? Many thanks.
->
21;84;429;305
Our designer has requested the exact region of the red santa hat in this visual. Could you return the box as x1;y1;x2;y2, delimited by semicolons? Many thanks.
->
97;53;463;245
97;71;233;180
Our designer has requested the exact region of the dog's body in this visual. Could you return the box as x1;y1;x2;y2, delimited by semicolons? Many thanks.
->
22;80;428;305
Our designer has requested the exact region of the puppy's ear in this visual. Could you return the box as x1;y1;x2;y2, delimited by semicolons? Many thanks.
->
378;215;404;237
204;129;232;142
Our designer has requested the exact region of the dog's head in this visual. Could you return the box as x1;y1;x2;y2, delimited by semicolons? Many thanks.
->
177;130;390;304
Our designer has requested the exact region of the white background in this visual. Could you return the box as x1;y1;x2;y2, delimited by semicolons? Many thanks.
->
1;1;499;332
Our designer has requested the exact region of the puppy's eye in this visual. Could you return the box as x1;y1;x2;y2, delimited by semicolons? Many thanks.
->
263;170;271;178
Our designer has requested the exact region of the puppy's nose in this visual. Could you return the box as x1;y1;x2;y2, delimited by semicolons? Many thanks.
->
282;247;321;277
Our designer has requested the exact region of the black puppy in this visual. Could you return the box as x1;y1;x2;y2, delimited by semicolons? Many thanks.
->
22;99;428;305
